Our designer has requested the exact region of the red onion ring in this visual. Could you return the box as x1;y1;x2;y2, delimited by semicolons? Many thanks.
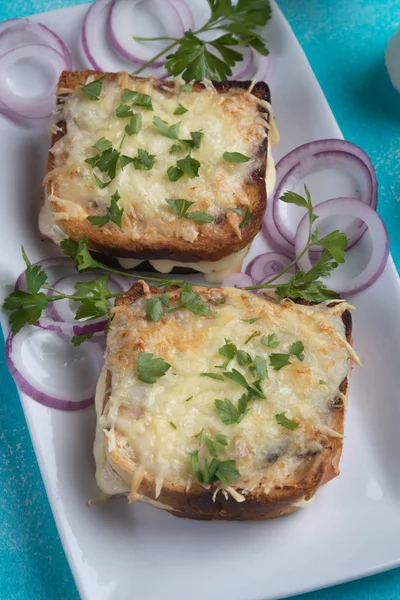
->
81;0;166;77
230;48;254;80
168;0;194;30
245;252;295;285
264;140;378;255
0;44;69;120
222;272;254;287
108;0;184;67
0;18;72;69
5;328;103;411
295;198;389;295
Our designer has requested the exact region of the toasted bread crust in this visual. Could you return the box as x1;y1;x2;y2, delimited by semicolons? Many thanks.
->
46;71;271;262
99;284;352;521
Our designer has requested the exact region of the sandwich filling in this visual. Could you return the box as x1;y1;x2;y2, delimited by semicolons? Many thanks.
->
95;287;357;501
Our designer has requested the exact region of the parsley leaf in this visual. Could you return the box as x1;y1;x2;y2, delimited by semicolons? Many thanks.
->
275;412;299;431
174;103;188;115
167;166;183;182
201;372;224;381
270;353;291;371
137;351;171;384
146;297;164;322
180;83;192;93
180;283;211;316
180;131;204;150
290;341;305;362
3;290;49;333
153;116;181;139
71;333;94;346
21;246;48;294
254;356;268;379
204;433;228;458
239;207;251;228
133;149;156;171
121;89;153;110
92;137;112;152
170;143;182;154
81;75;105;101
244;330;260;345
186;211;214;223
215;460;240;486
116;104;134;118
223;151;250;163
261;333;279;348
119;154;134;169
236;350;251;366
223;368;265;399
215;398;248;424
166;198;194;217
170;421;177;429
218;341;237;368
87;190;124;229
176;154;200;178
240;317;260;324
125;113;142;135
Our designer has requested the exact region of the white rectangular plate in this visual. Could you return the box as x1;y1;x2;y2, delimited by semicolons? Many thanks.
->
1;3;400;600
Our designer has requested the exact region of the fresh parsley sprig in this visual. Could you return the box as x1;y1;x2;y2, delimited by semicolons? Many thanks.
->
166;198;214;223
87;190;124;229
190;431;239;486
132;0;272;81
146;283;211;322
245;185;348;302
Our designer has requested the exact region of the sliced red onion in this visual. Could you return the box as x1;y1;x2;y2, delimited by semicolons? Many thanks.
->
0;18;72;69
0;44;69;120
295;198;389;295
15;256;74;292
34;317;107;336
230;48;254;80
264;140;378;255
108;0;184;67
81;0;166;77
222;272;254;287
5;328;104;411
168;0;194;30
254;52;270;82
245;252;295;285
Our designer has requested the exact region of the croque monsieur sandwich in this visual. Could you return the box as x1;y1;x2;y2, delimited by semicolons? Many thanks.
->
94;282;359;520
40;71;278;283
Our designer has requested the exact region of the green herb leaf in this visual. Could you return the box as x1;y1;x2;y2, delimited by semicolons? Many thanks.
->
215;398;240;424
239;207;251;228
137;351;171;384
170;143;182;154
201;372;224;381
180;83;192;93
125;113;142;135
223;151;250;163
170;421;177;429
153;116;181;139
71;333;94;346
181;283;211;316
218;341;237;368
180;131;204;150
176;154;200;178
167;166;184;182
185;211;214;223
261;333;279;348
146;297;164;322
60;238;79;259
275;412;299;430
237;350;252;366
280;190;309;210
121;89;153;110
270;353;291;371
189;450;202;482
290;340;305;361
116;104;134;118
319;380;326;385
215;460;240;486
87;190;124;229
254;356;268;379
93;137;113;152
81;75;105;101
174;103;188;115
133;149;156;171
119;154;134;169
185;396;193;402
222;368;249;390
204;434;227;458
244;330;260;345
166;198;194;218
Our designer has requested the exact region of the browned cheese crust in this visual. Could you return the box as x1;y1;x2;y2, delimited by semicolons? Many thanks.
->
99;283;353;521
45;71;271;262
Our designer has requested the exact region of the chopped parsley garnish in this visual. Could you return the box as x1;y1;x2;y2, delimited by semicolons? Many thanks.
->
86;190;123;229
290;341;305;361
174;103;188;115
180;83;192;93
169;421;177;429
125;113;142;135
167;166;183;182
116;104;135;118
215;396;248;425
189;429;239;486
269;353;291;371
166;198;213;223
239;207;251;228
133;149;156;171
275;412;299;431
170;143;182;154
71;332;94;346
240;317;260;324
146;284;210;322
180;131;204;150
176;154;200;178
254;356;268;380
153;116;181;139
223;151;250;163
236;350;252;366
244;330;260;345
81;75;105;101
185;396;193;402
137;351;171;384
217;341;237;368
319;380;326;385
261;333;279;348
121;89;153;110
201;372;224;381
146;296;165;322
223;368;265;399
85;138;122;188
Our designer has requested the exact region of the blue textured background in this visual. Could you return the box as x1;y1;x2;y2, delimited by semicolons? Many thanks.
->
1;1;400;599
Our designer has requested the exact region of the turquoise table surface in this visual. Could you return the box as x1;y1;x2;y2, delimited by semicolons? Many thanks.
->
1;1;400;599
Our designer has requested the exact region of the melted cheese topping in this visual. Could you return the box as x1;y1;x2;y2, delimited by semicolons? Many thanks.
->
96;288;355;498
43;75;271;244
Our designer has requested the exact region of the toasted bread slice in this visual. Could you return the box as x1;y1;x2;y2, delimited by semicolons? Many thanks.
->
94;282;358;520
40;71;277;282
